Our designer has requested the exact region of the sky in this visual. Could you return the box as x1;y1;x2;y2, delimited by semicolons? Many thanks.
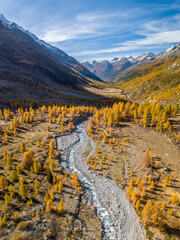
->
0;0;180;62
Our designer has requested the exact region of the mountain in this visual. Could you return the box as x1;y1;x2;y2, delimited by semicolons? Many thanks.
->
0;14;101;105
82;52;155;81
112;42;180;83
118;54;180;105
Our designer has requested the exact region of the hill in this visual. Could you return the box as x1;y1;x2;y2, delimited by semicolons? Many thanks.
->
118;56;180;105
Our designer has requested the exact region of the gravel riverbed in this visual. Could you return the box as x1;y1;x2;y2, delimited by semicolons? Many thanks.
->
56;121;146;240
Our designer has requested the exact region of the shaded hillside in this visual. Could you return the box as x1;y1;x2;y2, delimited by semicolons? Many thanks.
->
0;14;102;105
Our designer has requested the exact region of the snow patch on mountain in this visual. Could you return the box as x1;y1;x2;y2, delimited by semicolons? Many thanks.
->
0;13;57;51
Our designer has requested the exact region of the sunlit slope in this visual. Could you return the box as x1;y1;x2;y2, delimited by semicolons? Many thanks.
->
118;57;180;104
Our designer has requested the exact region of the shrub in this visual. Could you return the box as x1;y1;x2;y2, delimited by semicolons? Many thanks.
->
13;211;20;221
18;221;28;230
170;193;179;205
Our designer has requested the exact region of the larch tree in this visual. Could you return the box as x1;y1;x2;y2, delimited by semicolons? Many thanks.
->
6;154;13;170
21;142;26;152
19;178;27;200
46;199;52;212
34;179;41;195
58;199;65;214
9;185;15;198
4;193;10;206
21;150;34;170
59;181;63;193
0;176;8;190
142;149;152;168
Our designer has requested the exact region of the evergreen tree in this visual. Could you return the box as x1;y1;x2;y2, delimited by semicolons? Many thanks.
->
47;169;53;184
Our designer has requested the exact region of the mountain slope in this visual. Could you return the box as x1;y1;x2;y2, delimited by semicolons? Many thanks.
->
113;43;180;83
82;44;180;83
119;56;180;104
0;14;102;105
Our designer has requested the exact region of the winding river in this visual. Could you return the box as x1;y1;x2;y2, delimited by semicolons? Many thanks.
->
56;121;146;240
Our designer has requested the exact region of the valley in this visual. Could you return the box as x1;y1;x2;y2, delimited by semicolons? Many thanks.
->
0;9;180;240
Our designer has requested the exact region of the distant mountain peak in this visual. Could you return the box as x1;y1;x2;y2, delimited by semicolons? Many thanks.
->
92;60;98;65
112;57;119;62
0;13;13;28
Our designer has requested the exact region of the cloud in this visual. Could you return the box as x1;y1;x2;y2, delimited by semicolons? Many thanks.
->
76;12;119;22
41;12;116;42
41;8;147;42
76;30;180;56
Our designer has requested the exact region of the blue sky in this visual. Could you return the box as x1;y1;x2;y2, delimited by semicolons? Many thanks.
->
0;0;180;62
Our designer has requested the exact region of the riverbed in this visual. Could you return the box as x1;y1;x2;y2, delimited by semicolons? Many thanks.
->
56;121;146;240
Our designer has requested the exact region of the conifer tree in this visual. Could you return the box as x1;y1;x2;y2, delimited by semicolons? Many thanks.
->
21;150;34;170
3;150;8;161
142;200;153;225
143;112;148;128
33;159;40;174
9;184;15;198
150;181;155;190
59;181;63;193
4;193;10;206
50;188;54;200
0;175;8;190
46;199;52;212
34;179;41;195
21;142;26;152
142;149;152;168
135;199;140;211
6;154;13;170
47;169;53;184
19;178;27;200
44;193;49;203
164;176;169;187
58;199;65;214
49;159;55;171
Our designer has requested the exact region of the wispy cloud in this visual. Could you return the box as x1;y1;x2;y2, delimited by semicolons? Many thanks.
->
41;8;146;42
41;11;120;42
73;29;180;56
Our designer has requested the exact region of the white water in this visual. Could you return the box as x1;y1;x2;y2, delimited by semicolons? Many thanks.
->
61;125;116;240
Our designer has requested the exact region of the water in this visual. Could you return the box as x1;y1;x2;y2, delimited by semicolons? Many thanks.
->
59;124;116;240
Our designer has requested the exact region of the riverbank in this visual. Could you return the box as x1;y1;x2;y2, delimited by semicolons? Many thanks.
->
56;120;146;240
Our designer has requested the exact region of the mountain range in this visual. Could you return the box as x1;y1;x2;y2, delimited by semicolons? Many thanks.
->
82;43;180;82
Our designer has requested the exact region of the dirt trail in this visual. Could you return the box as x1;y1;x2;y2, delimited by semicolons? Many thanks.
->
56;121;146;240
